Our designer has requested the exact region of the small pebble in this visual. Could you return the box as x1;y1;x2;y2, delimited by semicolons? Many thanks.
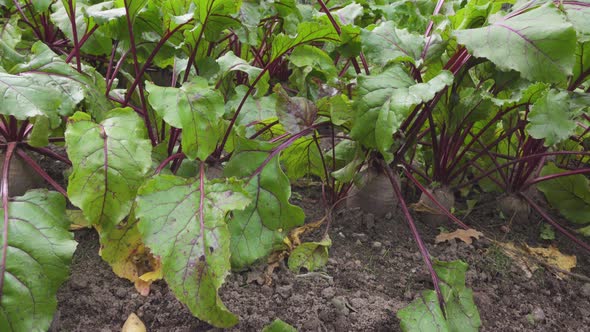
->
321;287;336;299
581;283;590;298
403;290;413;300
355;239;362;246
352;233;368;241
350;297;365;308
276;284;293;299
114;288;127;299
363;213;376;230
372;241;382;249
531;307;546;323
385;212;393;220
261;285;273;297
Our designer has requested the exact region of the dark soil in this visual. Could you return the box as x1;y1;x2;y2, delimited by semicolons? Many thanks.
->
50;187;590;332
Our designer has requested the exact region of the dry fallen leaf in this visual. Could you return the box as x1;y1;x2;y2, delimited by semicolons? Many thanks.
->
435;229;484;245
288;217;325;247
525;244;577;279
121;313;146;332
495;241;577;279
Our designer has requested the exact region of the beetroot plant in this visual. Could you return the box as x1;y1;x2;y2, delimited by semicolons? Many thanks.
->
0;0;589;331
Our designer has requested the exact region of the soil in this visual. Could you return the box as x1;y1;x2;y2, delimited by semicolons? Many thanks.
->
49;186;590;332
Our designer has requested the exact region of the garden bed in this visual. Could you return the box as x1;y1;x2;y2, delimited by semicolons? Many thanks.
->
50;188;590;331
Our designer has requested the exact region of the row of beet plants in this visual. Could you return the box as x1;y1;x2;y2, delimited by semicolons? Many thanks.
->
0;0;589;331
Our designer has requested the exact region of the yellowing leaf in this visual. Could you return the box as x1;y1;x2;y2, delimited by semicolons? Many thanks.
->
525;244;577;278
288;217;325;247
121;313;146;332
96;217;162;296
435;229;484;245
495;241;577;279
67;209;91;230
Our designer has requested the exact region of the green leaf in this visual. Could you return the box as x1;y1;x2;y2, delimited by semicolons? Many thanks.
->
579;224;590;237
216;51;268;95
317;94;353;126
226;86;277;131
289;45;337;81
0;72;64;120
10;42;111;120
397;260;481;332
361;22;427;66
135;174;251;327
527;89;579;146
453;3;576;83
281;136;325;181
51;1;112;56
262;319;298;332
0;190;76;332
573;41;590;88
540;223;555;241
117;0;149;23
271;22;340;62
350;67;453;159
563;1;590;42
330;141;365;183
538;163;590;225
224;137;305;269
28;116;51;147
146;78;224;160
84;1;127;25
66;108;152;226
196;0;242;41
0;17;25;69
332;2;363;26
288;236;331;273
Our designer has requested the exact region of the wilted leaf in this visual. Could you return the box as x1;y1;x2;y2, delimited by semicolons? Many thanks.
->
97;216;161;296
274;84;318;133
435;229;484;245
288;236;331;273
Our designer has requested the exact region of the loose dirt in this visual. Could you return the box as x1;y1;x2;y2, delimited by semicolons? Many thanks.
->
50;187;590;331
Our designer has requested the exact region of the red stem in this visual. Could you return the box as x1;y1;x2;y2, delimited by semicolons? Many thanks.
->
381;161;446;317
0;142;16;302
65;0;82;71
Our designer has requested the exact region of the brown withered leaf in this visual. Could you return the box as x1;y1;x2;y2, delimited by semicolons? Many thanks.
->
262;217;327;285
274;84;318;133
435;229;484;245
